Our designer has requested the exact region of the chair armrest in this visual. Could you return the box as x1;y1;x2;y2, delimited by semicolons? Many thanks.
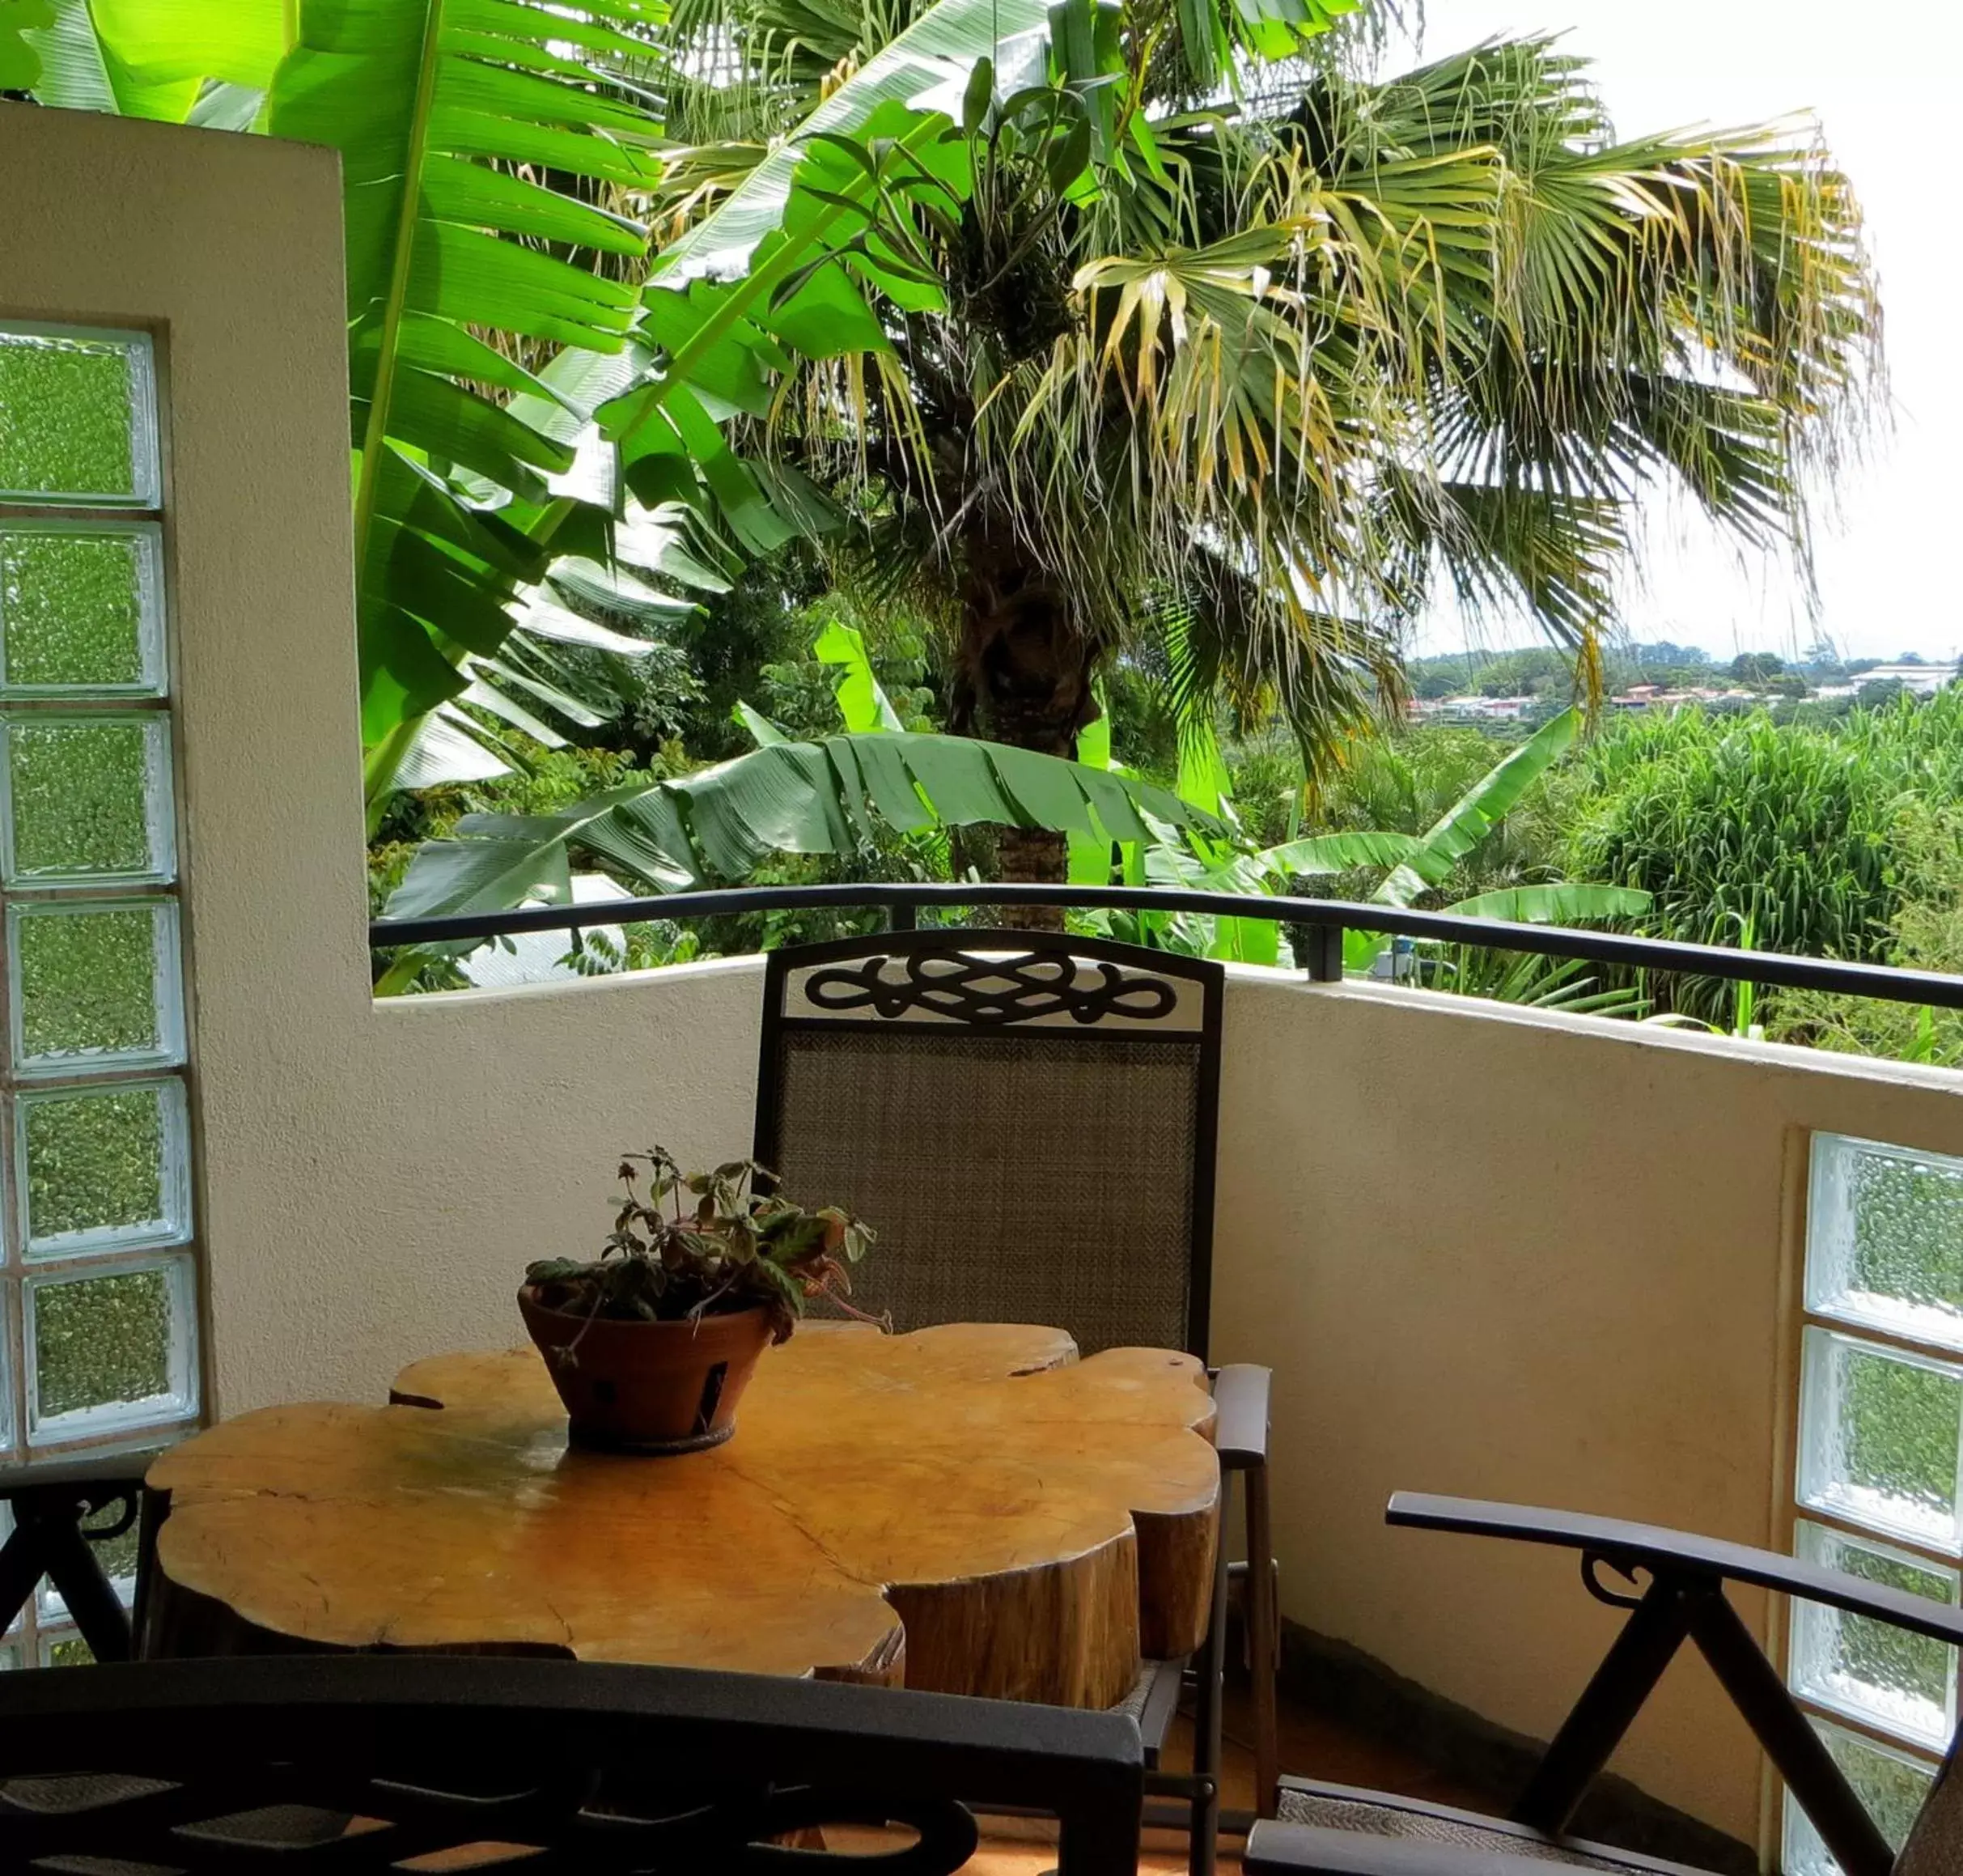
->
1210;1365;1270;1469
1248;1819;1581;1876
0;1449;166;1505
1389;1492;1963;1647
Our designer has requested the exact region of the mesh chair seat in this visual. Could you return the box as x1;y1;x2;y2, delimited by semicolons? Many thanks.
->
1109;1663;1160;1725
1274;1783;1699;1874
2;1774;354;1861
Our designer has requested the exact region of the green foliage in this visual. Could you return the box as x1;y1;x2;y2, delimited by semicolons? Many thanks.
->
1771;802;1963;1067
1096;708;1647;967
384;730;1220;922
263;0;671;801
1567;695;1963;1021
644;6;1881;783
1428;949;1648;1020
0;0;53;89
525;1147;876;1345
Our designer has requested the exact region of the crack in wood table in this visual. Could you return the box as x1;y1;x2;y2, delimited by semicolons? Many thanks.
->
143;1322;1222;1709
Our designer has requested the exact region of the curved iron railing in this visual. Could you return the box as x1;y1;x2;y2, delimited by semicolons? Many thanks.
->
370;882;1963;1013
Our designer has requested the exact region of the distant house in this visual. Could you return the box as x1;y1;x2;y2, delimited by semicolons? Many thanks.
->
1609;685;1762;712
1854;663;1957;695
1409;694;1533;722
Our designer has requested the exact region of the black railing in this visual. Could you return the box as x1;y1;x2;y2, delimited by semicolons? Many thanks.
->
370;882;1963;1014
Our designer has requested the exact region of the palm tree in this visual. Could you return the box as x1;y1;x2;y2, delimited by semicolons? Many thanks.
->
643;12;1881;888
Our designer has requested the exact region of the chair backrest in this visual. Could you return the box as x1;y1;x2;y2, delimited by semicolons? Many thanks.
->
0;1654;1143;1875
1895;1732;1961;1876
753;930;1223;1358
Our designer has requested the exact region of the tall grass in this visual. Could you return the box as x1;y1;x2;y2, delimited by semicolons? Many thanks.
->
1567;694;1963;1021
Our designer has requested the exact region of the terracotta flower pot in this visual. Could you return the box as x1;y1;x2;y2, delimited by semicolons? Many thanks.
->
517;1288;775;1454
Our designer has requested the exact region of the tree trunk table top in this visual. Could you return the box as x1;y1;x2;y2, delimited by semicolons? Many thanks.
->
145;1322;1221;1709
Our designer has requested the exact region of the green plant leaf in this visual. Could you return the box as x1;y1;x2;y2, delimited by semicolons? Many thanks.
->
385;731;1223;918
733;700;789;746
814;618;904;733
1444;884;1654;923
652;0;1047;285
262;0;662;810
1259;831;1426;876
0;0;53;88
1376;708;1584;906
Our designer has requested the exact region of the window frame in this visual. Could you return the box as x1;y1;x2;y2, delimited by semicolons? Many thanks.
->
1785;1128;1963;1873
0;319;203;1668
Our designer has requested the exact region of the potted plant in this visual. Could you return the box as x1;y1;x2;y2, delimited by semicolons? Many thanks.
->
519;1148;876;1453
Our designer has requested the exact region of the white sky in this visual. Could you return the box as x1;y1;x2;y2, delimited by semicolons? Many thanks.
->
1401;0;1963;664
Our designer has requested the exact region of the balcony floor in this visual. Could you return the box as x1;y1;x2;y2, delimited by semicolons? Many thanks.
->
967;1682;1482;1876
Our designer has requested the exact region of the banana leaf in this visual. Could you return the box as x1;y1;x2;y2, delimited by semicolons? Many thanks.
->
814;619;904;733
1066;702;1117;886
261;0;671;804
1374;707;1583;907
651;0;1050;286
2;0;53;89
24;0;283;117
385;731;1224;919
1444;885;1653;923
1260;832;1425;876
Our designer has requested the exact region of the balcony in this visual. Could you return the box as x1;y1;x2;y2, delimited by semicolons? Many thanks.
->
2;93;1961;1876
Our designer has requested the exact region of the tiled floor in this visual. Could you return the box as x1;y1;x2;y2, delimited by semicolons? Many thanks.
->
964;1682;1488;1876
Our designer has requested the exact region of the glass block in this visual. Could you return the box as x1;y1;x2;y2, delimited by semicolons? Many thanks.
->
1791;1520;1959;1749
8;900;184;1076
37;1632;94;1669
19;1080;190;1255
0;326;159;507
1799;1327;1963;1552
25;1256;196;1439
0;521;164;698
1809;1135;1963;1352
1783;1719;1936;1876
37;1513;141;1624
1;714;175;885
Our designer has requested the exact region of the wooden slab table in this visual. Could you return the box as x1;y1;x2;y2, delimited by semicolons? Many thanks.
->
143;1322;1221;1709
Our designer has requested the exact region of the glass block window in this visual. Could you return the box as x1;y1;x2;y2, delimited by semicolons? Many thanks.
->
0;323;196;1666
1789;1133;1962;1865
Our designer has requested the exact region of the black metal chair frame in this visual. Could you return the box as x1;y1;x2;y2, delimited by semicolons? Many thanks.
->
1246;1492;1963;1876
0;1449;163;1663
753;927;1281;1874
0;1653;1145;1874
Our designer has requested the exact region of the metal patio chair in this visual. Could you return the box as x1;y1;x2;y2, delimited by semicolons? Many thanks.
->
0;1449;163;1664
0;1653;1144;1875
753;927;1281;1874
1245;1493;1963;1876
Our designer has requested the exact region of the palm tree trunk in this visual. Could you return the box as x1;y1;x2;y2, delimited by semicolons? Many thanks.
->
952;537;1102;932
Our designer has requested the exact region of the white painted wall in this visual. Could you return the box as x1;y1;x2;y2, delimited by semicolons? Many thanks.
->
1208;974;1963;1847
15;102;1963;1858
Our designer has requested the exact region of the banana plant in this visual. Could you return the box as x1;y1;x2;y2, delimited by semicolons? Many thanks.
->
261;3;675;812
1115;708;1651;967
382;730;1226;924
19;0;727;819
736;618;908;746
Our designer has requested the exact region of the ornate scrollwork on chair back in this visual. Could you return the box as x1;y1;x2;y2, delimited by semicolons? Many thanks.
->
802;949;1181;1028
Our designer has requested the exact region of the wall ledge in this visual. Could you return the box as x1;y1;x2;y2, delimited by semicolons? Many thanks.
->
369;952;768;1021
1223;961;1963;1095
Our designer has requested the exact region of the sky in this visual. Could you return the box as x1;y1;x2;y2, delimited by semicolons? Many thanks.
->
1397;0;1963;664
